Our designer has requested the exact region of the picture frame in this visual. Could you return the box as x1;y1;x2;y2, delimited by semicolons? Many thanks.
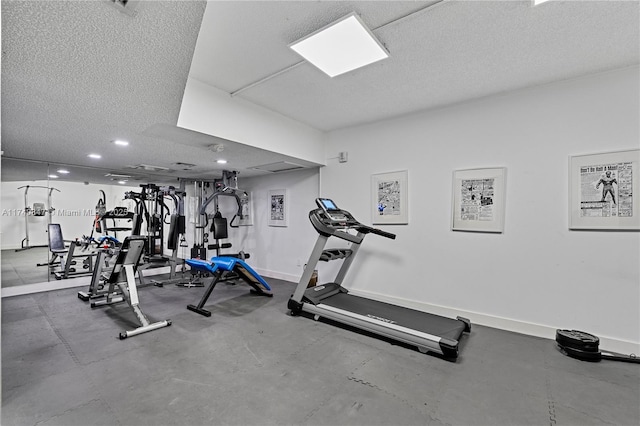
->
237;192;253;226
569;149;640;230
452;167;506;233
371;170;408;225
268;189;288;227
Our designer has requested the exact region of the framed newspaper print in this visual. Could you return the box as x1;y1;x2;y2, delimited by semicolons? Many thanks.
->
569;149;640;230
372;170;408;224
452;167;506;233
268;189;288;227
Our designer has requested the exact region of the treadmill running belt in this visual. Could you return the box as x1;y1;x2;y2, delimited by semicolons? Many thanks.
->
322;292;467;341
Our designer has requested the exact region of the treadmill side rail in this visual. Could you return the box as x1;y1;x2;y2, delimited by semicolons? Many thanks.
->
305;302;452;357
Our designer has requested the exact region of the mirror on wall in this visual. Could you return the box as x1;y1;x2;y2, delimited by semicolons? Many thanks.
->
1;158;55;288
1;156;166;292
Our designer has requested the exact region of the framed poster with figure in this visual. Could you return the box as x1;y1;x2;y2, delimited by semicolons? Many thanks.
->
452;167;506;233
371;170;408;224
569;149;640;230
268;189;288;227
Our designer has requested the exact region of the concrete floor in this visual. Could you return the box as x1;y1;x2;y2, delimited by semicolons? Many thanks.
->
2;269;639;426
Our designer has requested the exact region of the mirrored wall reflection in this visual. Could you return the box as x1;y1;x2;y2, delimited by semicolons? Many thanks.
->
2;157;154;291
1;158;53;287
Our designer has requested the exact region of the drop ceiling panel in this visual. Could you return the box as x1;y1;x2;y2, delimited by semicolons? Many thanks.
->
189;1;433;93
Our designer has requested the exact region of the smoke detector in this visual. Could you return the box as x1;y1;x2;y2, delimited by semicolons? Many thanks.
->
108;0;140;17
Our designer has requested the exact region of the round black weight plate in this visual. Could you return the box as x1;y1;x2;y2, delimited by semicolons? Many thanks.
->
556;329;600;352
558;343;602;362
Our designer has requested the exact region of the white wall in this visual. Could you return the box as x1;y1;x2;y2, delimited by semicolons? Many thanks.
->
3;67;637;354
177;78;326;165
1;180;140;249
193;168;320;282
319;66;640;353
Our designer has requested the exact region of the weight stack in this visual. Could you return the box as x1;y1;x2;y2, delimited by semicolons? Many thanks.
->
190;246;207;260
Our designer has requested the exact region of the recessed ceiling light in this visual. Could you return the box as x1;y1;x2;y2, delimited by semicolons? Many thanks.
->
289;12;389;77
118;180;128;185
113;139;129;146
532;0;552;5
57;169;70;174
217;159;227;164
48;174;58;179
88;153;102;159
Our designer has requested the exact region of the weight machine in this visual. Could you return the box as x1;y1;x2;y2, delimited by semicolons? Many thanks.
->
15;185;60;252
200;171;249;255
125;183;186;285
190;171;251;285
45;223;98;280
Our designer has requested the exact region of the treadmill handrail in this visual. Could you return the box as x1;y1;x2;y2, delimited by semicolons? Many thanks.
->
354;224;396;240
309;209;396;243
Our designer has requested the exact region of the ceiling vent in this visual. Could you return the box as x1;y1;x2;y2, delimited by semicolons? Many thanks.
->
105;173;132;179
108;0;140;17
174;162;197;170
126;164;175;173
249;161;305;173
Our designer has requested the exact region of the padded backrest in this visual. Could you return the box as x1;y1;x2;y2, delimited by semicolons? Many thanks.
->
167;214;185;250
48;224;65;251
107;237;146;284
131;213;142;235
212;217;228;240
33;203;46;216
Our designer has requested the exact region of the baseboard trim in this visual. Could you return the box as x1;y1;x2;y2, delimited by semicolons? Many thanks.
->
1;277;90;298
1;266;174;298
254;268;299;284
349;288;640;357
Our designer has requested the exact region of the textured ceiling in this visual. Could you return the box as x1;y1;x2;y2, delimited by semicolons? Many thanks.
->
2;0;639;185
192;0;640;131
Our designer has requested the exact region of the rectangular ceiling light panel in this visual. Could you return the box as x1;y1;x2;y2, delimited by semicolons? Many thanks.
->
289;13;389;77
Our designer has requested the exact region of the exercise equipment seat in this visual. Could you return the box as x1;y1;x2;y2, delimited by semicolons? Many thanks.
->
185;257;272;317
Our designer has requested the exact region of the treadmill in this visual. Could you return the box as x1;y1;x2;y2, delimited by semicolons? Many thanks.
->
288;198;471;359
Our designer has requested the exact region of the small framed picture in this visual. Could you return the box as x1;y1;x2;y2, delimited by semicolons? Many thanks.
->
268;189;288;227
452;167;506;233
569;149;640;230
371;170;408;225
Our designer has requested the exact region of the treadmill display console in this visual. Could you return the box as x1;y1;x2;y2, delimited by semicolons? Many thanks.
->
316;198;348;221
